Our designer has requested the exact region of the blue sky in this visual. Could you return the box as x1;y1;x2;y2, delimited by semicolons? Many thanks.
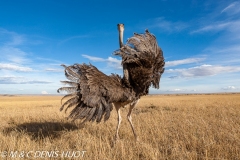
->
0;0;240;94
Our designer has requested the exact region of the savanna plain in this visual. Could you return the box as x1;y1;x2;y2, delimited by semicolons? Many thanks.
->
0;93;240;160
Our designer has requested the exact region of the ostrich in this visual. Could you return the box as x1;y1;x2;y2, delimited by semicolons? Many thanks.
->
57;24;165;141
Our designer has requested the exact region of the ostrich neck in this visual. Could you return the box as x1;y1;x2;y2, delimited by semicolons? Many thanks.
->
119;30;123;48
118;29;129;86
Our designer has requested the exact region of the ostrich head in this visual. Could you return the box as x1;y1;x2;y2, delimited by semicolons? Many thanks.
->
117;24;124;48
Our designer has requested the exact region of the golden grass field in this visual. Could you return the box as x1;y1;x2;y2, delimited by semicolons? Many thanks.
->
0;94;240;160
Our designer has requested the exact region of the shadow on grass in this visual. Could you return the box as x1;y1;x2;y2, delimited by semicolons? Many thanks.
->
3;121;83;140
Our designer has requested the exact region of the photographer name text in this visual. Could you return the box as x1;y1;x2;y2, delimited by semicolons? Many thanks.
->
0;150;86;159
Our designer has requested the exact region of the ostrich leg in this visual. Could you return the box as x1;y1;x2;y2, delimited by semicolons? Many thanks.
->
127;100;139;141
114;103;122;141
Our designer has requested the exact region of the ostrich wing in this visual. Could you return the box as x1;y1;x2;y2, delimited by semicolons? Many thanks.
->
115;30;165;96
57;63;134;123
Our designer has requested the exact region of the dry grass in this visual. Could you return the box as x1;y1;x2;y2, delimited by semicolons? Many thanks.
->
0;94;240;159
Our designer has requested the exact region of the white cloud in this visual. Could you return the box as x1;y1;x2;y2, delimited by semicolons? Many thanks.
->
82;54;122;69
167;88;186;92
168;75;178;79
165;58;204;67
0;28;64;94
222;86;236;90
190;20;240;34
0;46;30;64
0;76;52;84
106;57;122;69
167;64;240;78
204;44;240;54
41;91;48;94
202;44;240;65
0;29;30;64
0;63;33;72
221;2;240;15
45;68;63;72
0;28;25;46
82;54;105;62
191;1;240;35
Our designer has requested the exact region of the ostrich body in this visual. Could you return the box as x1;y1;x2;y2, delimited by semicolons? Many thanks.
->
57;24;165;141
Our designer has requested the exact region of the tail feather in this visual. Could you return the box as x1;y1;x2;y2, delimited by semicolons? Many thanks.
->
60;81;78;87
96;104;104;123
58;63;134;123
78;107;92;119
84;107;97;122
57;87;78;93
60;96;78;112
61;92;78;104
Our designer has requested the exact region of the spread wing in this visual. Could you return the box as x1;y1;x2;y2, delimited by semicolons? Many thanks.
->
115;30;165;96
57;64;134;123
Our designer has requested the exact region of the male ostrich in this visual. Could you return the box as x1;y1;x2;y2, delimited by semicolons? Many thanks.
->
57;24;165;141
